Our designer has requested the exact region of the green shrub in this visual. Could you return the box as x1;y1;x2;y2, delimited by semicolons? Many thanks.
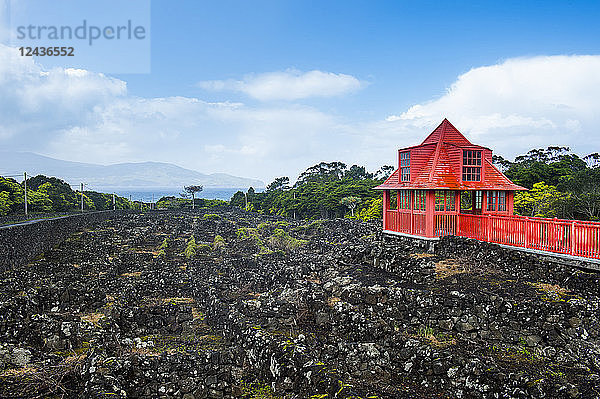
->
239;380;282;398
236;228;251;239
267;229;307;251
213;235;226;250
159;238;168;250
257;222;271;230
184;236;197;259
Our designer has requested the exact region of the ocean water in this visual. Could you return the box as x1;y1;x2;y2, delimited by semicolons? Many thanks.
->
111;188;246;203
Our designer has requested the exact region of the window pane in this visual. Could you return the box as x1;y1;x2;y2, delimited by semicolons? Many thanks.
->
389;190;397;210
475;191;482;209
400;152;411;181
498;191;506;211
463;150;482;166
487;191;497;211
401;167;410;181
413;190;426;211
399;190;411;210
462;166;481;182
435;190;445;211
446;192;456;211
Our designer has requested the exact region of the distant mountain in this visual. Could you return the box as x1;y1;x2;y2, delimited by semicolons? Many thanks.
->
0;151;265;190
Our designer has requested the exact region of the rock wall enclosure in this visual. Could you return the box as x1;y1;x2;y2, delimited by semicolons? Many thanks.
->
0;209;599;398
0;211;125;271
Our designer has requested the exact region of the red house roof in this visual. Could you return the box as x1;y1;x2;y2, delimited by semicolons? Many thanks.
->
375;119;526;191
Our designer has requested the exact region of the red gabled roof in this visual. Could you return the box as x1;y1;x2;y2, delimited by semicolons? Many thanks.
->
375;119;526;191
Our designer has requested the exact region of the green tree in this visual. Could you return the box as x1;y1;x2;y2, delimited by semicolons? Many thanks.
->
355;197;383;221
340;196;361;216
76;191;96;211
27;176;77;211
27;190;52;212
184;185;203;209
514;182;569;218
230;163;382;219
584;153;600;169
375;165;395;181
345;165;373;180
562;168;600;220
296;161;347;186
0;191;12;216
492;155;511;173
230;191;246;208
266;177;290;192
0;177;24;213
505;147;586;189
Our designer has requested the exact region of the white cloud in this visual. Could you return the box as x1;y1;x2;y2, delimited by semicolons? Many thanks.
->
2;46;600;185
385;55;600;158
0;45;348;182
198;69;364;101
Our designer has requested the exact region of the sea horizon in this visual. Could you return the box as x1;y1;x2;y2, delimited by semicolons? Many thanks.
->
104;187;263;203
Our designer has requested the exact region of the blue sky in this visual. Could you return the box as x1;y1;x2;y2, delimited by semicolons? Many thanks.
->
129;1;600;108
1;0;600;183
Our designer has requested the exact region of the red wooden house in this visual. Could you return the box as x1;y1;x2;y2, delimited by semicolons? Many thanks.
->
375;119;600;261
376;119;526;238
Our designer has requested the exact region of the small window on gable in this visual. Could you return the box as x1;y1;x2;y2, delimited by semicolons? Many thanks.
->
400;152;410;181
462;150;482;182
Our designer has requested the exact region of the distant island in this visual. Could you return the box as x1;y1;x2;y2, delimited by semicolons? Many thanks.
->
0;151;265;190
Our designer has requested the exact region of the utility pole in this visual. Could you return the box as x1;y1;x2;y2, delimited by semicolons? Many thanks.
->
293;191;296;219
23;172;28;216
152;193;154;210
80;183;84;212
113;193;116;211
244;192;248;209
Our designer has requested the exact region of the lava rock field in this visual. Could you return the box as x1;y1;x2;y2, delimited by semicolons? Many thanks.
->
1;209;599;398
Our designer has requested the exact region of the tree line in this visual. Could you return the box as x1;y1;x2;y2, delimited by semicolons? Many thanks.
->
231;146;600;222
229;162;393;220
0;175;131;216
496;147;600;220
3;145;598;221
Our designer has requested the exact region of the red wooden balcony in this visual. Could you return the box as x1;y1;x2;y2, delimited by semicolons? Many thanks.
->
383;210;600;260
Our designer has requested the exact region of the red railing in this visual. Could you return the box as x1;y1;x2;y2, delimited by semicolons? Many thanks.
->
458;214;600;259
385;210;600;260
413;213;426;236
385;211;426;236
435;214;456;237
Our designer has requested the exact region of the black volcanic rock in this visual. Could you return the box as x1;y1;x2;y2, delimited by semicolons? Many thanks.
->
0;210;598;398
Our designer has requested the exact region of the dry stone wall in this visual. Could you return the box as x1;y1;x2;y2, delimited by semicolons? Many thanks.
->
0;211;127;271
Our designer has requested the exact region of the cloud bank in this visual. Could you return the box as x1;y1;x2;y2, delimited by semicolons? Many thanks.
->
384;55;600;157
